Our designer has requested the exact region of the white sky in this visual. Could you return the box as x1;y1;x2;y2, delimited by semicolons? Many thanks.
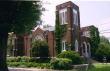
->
41;0;110;38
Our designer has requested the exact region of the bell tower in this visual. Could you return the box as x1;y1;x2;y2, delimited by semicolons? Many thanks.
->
56;1;80;52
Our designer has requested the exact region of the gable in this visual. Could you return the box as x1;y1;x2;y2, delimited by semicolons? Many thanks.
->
32;27;45;41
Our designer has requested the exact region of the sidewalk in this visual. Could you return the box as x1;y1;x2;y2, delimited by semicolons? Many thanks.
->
9;67;76;71
9;67;53;71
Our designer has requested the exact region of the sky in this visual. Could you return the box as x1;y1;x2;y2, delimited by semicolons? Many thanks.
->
41;0;110;38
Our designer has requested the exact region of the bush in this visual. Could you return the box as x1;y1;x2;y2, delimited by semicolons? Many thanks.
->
7;56;51;63
31;40;49;57
7;62;51;68
50;58;72;70
7;56;30;62
29;57;51;63
7;57;17;62
7;56;22;62
57;51;84;64
7;56;51;68
19;56;30;62
7;62;20;67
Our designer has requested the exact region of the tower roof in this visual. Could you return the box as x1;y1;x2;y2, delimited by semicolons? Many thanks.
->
56;1;79;11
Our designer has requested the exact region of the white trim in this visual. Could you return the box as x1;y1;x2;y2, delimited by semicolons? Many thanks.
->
75;40;78;52
62;40;66;51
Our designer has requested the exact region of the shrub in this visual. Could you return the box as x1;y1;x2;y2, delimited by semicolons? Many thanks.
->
7;62;20;67
57;51;84;64
19;56;30;62
7;56;51;63
7;57;17;62
7;56;30;62
50;58;72;70
7;56;22;62
7;62;51;68
31;40;49;57
29;57;51;63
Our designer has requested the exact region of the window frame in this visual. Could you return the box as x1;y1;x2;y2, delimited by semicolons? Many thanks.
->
59;8;67;25
62;40;66;51
73;9;78;26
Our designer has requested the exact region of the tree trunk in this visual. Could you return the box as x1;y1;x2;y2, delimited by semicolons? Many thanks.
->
0;33;8;71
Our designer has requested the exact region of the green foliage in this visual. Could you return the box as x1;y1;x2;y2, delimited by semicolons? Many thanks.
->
60;24;67;37
8;62;20;67
7;56;29;62
7;56;51;63
50;58;72;70
95;42;110;62
7;56;51;68
89;26;100;57
7;62;51;68
0;1;41;70
0;1;41;34
7;57;19;62
100;36;110;44
55;11;62;55
94;36;110;62
29;57;51;63
31;40;49;57
57;51;84;64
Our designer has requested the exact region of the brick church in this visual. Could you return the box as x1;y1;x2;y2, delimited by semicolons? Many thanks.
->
8;1;94;58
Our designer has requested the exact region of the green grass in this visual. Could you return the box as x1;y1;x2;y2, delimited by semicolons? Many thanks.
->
88;63;110;71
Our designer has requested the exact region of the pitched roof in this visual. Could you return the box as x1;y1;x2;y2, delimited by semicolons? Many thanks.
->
81;25;94;32
42;26;55;31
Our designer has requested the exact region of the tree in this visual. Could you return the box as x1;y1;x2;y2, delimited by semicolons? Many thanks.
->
31;40;49;57
95;42;110;62
0;1;41;71
55;11;62;55
95;36;110;61
100;36;110;44
89;26;100;57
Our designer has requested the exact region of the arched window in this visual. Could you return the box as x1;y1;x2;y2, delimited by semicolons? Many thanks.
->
62;40;66;51
75;40;78;52
73;9;78;26
87;44;89;53
82;43;85;53
82;42;88;57
87;43;91;57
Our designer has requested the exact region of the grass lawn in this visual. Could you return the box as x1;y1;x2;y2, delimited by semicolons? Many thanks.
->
88;63;110;71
